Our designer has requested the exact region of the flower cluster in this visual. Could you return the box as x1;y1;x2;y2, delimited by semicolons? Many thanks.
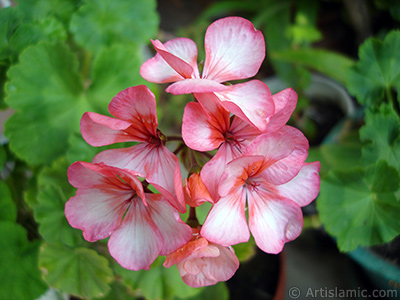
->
65;16;320;288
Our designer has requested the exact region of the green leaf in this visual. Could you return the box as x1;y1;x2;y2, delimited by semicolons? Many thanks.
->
87;44;149;113
39;243;113;299
5;42;149;166
317;161;400;251
0;221;48;300
307;142;363;176
34;184;83;247
10;17;67;52
32;158;82;246
0;6;24;62
5;42;86;165
180;282;229;300
0;180;17;222
100;281;138;300
16;0;81;25
70;0;159;54
360;105;400;169
115;256;203;300
270;48;355;85
347;30;400;107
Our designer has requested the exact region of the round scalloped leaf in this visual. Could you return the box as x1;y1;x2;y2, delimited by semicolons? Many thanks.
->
69;0;159;54
317;161;400;252
347;30;400;107
0;222;48;300
360;104;400;169
5;42;146;166
39;243;113;299
4;42;86;165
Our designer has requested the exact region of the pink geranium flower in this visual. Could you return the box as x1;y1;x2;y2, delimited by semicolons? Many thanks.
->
80;85;186;213
164;228;239;288
140;16;273;131
200;127;321;254
182;87;298;201
65;161;192;271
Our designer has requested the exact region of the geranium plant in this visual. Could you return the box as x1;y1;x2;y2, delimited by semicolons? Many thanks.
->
0;0;321;297
65;16;320;289
5;0;399;299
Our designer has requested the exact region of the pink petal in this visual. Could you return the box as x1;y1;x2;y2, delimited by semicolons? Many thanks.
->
197;244;239;282
215;80;275;131
265;88;298;132
66;162;146;242
145;193;192;255
108;86;158;135
201;188;249;246
68;161;111;189
166;78;229;94
108;201;163;271
262;126;309;185
200;143;241;201
184;173;214;207
245;126;308;185
150;39;197;79
177;243;239;288
218;155;267;197
244;130;296;169
80;112;143;146
65;189;130;242
179;266;214;287
93;144;186;213
67;161;144;196
203;16;265;82
182;102;225;151
247;188;303;254
276;162;321;207
140;38;199;83
229;116;262;143
164;235;209;267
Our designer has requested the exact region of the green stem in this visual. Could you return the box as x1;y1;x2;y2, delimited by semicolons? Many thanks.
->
386;86;395;107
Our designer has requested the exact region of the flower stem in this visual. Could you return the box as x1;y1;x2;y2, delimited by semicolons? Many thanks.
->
187;206;200;228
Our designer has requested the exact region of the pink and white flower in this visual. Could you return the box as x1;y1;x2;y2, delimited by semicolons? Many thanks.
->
200;127;321;254
65;161;192;271
80;85;186;213
164;228;239;288
182;87;298;201
182;93;263;200
140;16;273;131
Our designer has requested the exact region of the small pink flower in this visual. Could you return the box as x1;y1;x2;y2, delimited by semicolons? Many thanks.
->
141;16;273;131
80;85;186;213
201;127;321;254
164;228;239;288
65;161;192;271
